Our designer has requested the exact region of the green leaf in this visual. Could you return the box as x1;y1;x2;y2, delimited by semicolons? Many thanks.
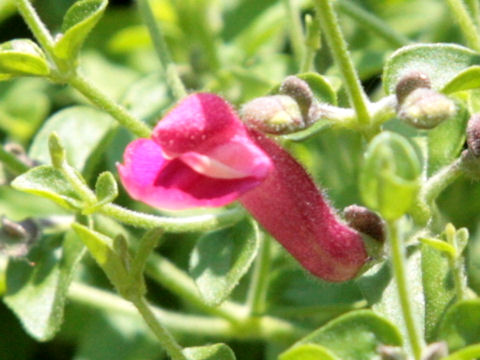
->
72;223;128;292
267;267;364;321
95;171;118;202
443;66;480;94
3;231;85;341
443;344;480;360
0;39;50;80
189;219;259;306
421;242;456;341
183;343;236;360
427;103;468;175
53;0;108;62
270;72;337;105
419;237;456;258
359;132;421;220
437;299;480;351
286;310;403;360
11;165;82;210
29;106;115;174
383;43;480;94
279;344;340;360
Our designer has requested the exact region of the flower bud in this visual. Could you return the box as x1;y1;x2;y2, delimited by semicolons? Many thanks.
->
397;88;456;129
240;95;305;134
344;205;386;243
395;71;431;105
279;76;314;120
467;113;480;156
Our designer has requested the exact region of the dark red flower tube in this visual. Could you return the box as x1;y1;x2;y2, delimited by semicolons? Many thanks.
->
118;93;369;281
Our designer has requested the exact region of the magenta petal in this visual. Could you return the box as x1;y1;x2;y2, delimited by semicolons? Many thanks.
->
118;139;264;210
240;131;368;282
152;93;245;157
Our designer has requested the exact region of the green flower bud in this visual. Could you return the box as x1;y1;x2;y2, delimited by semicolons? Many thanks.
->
395;71;431;104
397;88;456;129
240;95;305;134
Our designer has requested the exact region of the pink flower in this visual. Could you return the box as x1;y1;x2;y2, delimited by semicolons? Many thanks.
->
118;93;368;281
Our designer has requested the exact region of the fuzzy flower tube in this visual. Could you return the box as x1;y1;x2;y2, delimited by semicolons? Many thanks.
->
118;93;369;281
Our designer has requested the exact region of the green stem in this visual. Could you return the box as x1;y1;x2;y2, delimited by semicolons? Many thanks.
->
423;158;463;208
136;0;187;100
13;0;54;54
247;232;271;316
69;282;308;342
465;0;480;28
132;296;188;360
412;158;463;225
129;228;162;285
301;14;322;72
99;203;246;232
335;0;410;47
314;0;371;126
446;0;480;51
388;221;424;360
0;146;30;175
283;0;306;69
145;253;246;323
69;74;151;138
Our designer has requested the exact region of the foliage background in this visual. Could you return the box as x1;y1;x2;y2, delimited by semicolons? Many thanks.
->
2;0;480;359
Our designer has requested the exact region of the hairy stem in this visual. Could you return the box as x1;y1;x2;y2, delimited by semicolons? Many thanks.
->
69;74;152;138
335;0;410;47
446;0;480;51
136;0;187;100
314;0;371;125
13;0;54;54
132;296;188;360
247;232;271;316
99;203;246;232
388;221;424;360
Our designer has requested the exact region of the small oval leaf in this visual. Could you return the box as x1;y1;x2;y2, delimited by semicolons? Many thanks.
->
288;310;403;360
11;165;82;210
383;43;480;94
443;66;480;94
183;343;236;360
53;0;108;62
437;299;480;351
189;219;259;307
0;39;50;79
280;344;340;360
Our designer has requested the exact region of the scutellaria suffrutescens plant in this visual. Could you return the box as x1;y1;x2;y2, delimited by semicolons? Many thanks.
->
4;0;480;360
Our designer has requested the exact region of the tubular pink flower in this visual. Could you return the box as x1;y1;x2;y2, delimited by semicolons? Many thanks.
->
118;93;368;281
